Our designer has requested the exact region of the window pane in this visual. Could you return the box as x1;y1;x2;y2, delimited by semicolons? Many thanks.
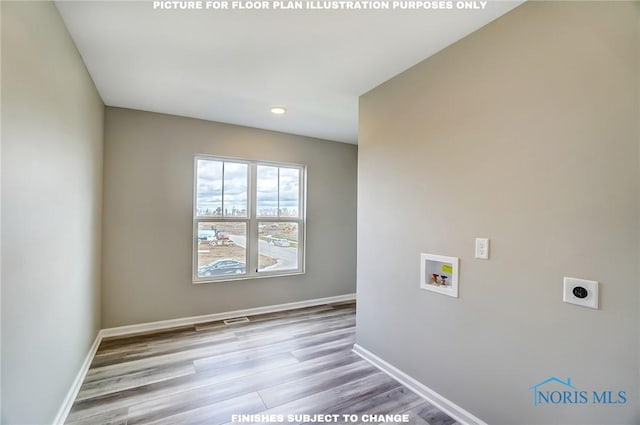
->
258;222;299;272
196;160;222;216
279;168;300;217
223;162;248;217
257;165;278;217
197;222;246;278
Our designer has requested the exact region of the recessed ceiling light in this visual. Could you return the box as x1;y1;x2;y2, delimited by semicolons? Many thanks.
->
270;106;287;115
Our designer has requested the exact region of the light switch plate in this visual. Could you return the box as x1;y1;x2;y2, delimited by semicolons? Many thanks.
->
563;277;598;309
475;238;489;260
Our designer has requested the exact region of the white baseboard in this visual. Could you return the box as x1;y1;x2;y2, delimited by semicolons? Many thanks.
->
352;344;488;425
101;293;356;338
52;332;103;425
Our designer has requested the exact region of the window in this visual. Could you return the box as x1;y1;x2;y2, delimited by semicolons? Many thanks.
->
194;156;305;282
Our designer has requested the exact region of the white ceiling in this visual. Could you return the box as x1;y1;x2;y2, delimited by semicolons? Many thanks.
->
55;0;523;143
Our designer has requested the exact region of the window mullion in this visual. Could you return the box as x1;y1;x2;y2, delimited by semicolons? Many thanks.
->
221;161;225;217
249;163;259;275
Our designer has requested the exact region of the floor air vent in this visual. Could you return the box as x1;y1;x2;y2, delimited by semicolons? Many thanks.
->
224;317;250;325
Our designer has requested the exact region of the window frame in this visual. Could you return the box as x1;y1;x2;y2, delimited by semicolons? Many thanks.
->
193;155;306;284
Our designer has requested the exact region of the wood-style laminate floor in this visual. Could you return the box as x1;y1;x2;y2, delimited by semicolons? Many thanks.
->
66;302;458;425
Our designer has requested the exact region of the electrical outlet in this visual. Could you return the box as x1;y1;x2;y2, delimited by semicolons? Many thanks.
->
475;238;489;260
563;277;598;309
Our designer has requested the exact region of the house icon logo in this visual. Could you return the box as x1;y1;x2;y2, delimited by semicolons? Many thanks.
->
529;377;627;406
529;377;577;406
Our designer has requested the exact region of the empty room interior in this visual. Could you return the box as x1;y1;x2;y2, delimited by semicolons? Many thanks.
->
2;1;640;424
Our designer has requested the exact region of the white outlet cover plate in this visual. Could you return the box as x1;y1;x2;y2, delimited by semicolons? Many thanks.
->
475;238;489;260
563;277;598;309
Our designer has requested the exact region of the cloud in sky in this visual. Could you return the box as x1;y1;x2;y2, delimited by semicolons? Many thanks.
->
196;160;300;215
257;165;299;211
197;160;248;214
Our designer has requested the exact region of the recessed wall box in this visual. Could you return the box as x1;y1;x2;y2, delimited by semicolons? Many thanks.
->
420;253;459;298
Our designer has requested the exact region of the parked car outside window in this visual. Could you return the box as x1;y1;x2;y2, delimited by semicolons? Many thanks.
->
197;259;246;277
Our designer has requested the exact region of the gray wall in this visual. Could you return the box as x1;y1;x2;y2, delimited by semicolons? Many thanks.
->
357;2;639;424
102;107;357;327
1;2;104;424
